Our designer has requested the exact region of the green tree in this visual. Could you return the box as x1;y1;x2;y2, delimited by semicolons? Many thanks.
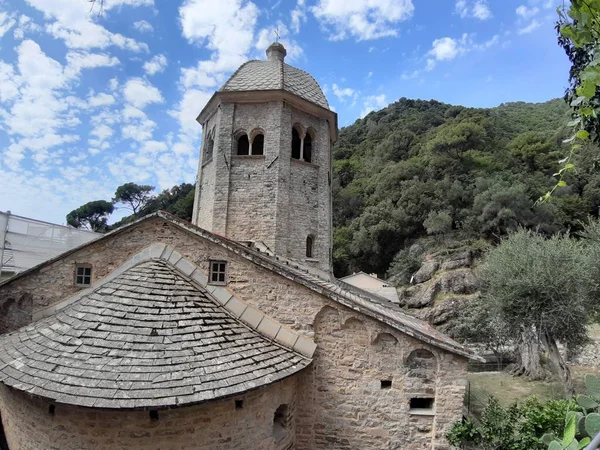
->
66;200;114;232
428;121;486;160
478;229;597;395
113;183;155;216
508;131;557;173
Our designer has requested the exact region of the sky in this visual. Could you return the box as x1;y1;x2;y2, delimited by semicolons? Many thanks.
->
0;0;570;225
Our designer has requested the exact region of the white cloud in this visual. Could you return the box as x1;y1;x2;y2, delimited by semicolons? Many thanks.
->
516;5;539;19
291;0;306;33
12;15;42;40
518;19;541;34
123;77;163;109
455;0;492;20
143;54;168;75
0;12;16;38
472;1;492;20
422;33;500;72
429;37;461;61
169;89;211;135
332;83;357;104
311;0;414;41
88;92;115;108
24;0;150;51
179;0;259;74
133;20;153;33
360;94;387;118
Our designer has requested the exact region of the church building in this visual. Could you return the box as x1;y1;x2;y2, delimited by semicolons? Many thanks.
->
0;43;477;450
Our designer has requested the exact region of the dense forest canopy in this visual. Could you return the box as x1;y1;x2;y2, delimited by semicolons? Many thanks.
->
331;98;600;277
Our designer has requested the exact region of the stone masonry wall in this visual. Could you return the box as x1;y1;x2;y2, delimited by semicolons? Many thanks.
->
193;99;332;272
277;104;332;271
0;375;298;450
194;107;220;232
224;102;282;250
0;217;467;449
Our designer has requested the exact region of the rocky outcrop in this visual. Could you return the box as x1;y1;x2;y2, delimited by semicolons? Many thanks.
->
394;247;479;332
412;261;439;284
438;270;477;295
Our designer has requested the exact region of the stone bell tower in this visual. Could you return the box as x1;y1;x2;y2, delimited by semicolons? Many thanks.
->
191;43;338;273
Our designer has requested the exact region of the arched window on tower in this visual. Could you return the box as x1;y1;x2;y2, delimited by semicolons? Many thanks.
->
203;130;214;163
252;133;264;155
303;131;313;163
291;127;301;159
237;134;250;155
306;235;314;258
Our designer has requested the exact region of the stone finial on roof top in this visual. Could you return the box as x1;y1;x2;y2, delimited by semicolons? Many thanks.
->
266;42;286;62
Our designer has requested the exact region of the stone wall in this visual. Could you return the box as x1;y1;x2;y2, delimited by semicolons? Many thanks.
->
0;216;467;449
192;99;332;272
0;376;298;450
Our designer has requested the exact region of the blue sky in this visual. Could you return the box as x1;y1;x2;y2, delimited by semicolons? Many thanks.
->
0;0;569;225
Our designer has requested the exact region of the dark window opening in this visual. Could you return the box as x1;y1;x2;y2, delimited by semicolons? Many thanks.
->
48;404;55;416
75;265;92;286
252;134;264;155
291;128;301;159
235;399;244;409
380;380;392;389
0;411;8;450
273;404;290;442
303;133;312;163
306;236;314;258
237;134;249;155
204;136;214;162
210;261;227;285
410;397;434;411
149;410;159;422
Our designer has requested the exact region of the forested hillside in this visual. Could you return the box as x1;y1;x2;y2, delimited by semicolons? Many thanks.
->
332;98;600;277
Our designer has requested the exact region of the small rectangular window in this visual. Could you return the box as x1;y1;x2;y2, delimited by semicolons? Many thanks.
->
380;380;392;389
209;261;227;285
75;265;92;286
410;397;435;414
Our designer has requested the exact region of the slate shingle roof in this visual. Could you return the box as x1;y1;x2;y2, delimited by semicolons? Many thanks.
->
0;260;310;409
220;60;330;109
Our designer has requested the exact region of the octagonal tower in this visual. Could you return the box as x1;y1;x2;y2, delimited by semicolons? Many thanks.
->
192;43;338;273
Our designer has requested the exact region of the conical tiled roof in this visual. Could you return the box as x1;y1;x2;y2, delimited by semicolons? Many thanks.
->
219;44;329;109
0;260;310;409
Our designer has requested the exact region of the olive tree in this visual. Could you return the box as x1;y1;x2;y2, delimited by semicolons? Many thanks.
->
478;229;598;396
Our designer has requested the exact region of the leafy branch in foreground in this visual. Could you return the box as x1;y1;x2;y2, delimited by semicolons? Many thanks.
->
544;1;600;201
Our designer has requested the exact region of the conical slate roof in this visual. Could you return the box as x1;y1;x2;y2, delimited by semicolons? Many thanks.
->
220;43;329;110
0;260;310;409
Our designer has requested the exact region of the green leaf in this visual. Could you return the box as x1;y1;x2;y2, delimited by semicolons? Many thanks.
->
564;414;576;448
581;106;594;116
549;441;562;450
566;439;579;450
571;96;587;107
558;180;567;187
565;163;575;170
563;135;576;144
567;118;582;127
585;413;600;437
576;130;590;139
576;395;599;410
585;374;600;401
542;433;557;445
579;437;591;449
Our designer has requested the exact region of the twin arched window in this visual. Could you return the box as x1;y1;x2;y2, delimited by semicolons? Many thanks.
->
236;130;264;155
291;125;314;163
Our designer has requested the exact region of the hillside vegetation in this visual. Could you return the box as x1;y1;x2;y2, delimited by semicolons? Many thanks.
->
332;98;600;277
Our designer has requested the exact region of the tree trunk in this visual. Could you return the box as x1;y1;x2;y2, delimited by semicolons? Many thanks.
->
541;331;575;398
511;328;545;380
